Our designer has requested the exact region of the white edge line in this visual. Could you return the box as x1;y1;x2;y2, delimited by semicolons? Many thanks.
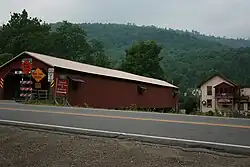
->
0;119;250;149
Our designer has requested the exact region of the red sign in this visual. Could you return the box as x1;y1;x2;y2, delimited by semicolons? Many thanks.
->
56;79;69;96
22;60;32;74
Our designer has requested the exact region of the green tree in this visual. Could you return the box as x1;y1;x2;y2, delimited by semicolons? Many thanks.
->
0;53;13;66
182;88;200;114
0;9;51;55
50;21;92;63
183;96;198;114
120;40;164;79
89;39;112;68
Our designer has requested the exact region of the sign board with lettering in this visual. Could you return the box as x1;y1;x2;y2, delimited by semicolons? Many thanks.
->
22;59;32;75
35;82;42;89
56;79;69;96
48;68;54;82
15;70;23;75
48;68;54;73
32;68;46;82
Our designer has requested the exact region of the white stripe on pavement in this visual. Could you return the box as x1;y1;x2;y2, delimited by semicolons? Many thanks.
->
0;119;250;149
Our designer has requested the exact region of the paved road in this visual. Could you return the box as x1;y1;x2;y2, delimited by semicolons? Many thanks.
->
0;101;250;152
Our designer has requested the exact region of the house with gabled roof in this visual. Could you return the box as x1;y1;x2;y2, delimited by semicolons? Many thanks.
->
198;74;250;114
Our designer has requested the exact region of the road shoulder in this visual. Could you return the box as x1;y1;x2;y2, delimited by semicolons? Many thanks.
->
0;125;250;167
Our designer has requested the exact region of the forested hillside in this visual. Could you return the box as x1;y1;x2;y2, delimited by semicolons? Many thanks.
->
189;30;250;48
1;10;250;96
77;23;250;51
59;23;250;91
73;23;228;60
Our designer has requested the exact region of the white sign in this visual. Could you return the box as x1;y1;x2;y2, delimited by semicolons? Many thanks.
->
48;68;54;73
15;71;23;74
48;68;54;82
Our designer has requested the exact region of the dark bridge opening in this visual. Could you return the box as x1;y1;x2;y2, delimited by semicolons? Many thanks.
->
3;72;22;100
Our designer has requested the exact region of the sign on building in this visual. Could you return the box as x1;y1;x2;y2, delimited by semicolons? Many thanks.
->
35;82;42;89
14;70;23;75
50;80;55;88
48;68;54;82
56;79;69;96
32;68;46;83
21;59;32;75
0;78;4;88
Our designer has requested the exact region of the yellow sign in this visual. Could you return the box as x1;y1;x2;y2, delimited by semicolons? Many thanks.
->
32;68;45;83
0;78;3;88
50;80;55;88
35;82;41;89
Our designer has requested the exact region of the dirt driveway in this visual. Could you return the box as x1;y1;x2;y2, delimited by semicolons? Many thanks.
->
0;125;250;167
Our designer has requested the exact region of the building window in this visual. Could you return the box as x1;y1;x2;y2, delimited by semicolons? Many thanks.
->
72;81;78;90
207;86;212;95
223;88;228;93
69;79;78;91
69;79;84;91
220;88;223;93
137;85;147;95
248;103;250;110
238;103;244;110
207;99;212;108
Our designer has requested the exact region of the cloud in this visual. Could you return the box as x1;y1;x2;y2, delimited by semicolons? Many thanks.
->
0;0;249;38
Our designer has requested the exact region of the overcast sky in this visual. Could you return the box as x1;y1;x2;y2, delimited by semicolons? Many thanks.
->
0;0;249;38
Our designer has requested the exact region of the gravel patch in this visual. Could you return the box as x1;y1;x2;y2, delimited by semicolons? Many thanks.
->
0;125;250;167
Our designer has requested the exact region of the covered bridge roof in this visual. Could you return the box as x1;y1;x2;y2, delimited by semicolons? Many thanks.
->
0;51;178;88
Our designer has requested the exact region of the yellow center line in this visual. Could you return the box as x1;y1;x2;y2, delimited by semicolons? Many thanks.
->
1;107;250;129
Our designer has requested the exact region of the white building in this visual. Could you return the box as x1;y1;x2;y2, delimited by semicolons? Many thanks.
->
198;74;250;114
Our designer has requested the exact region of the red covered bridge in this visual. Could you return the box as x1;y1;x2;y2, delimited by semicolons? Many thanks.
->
0;51;178;111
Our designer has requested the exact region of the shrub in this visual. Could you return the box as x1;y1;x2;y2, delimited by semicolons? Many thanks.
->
205;110;214;116
214;109;222;117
